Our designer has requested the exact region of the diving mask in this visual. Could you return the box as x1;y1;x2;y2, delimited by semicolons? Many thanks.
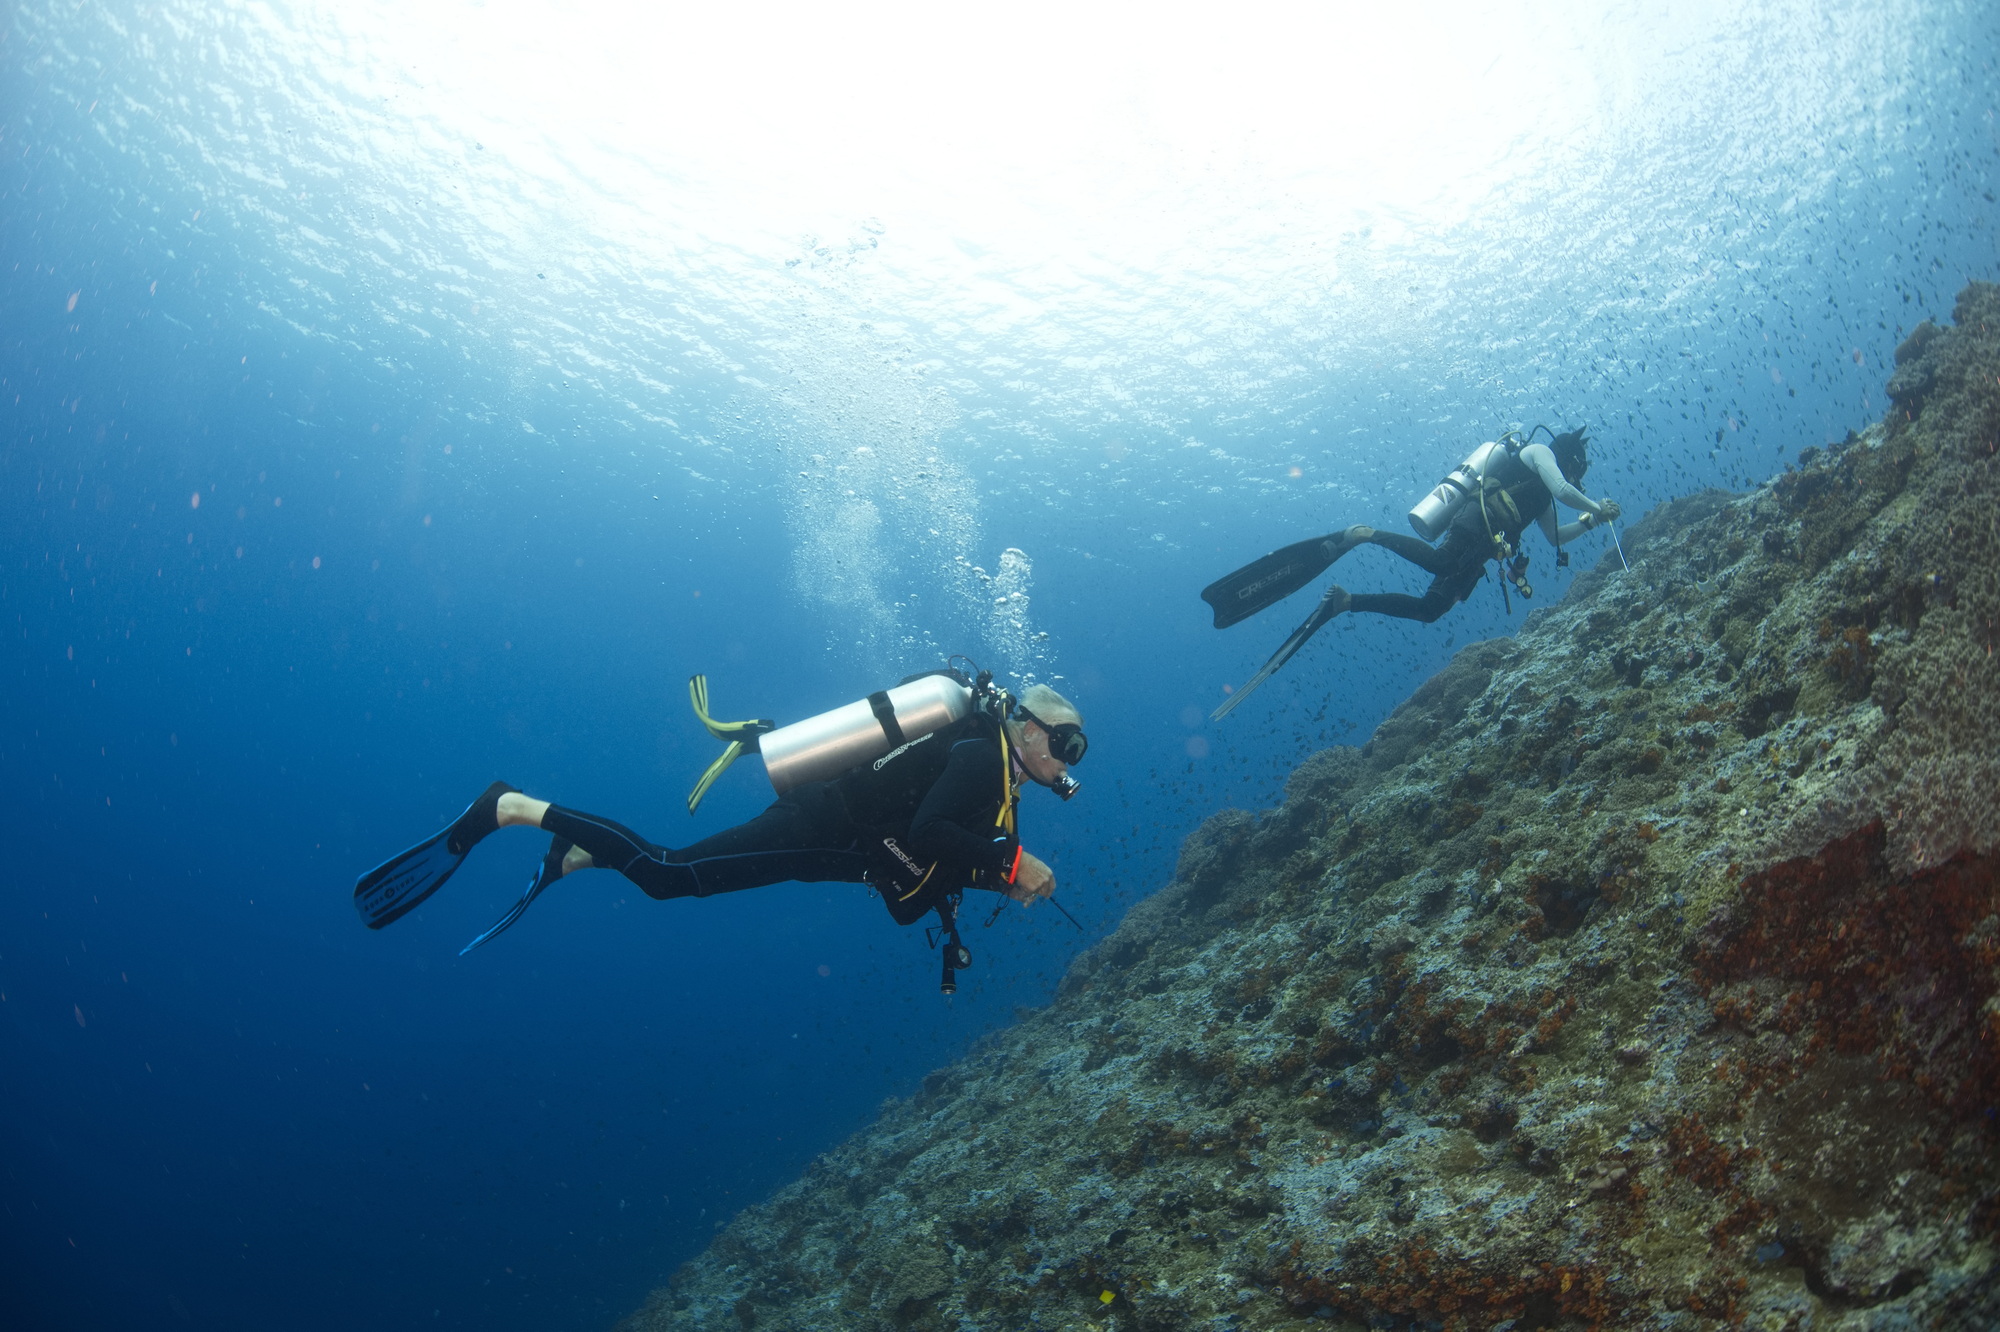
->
1015;706;1088;766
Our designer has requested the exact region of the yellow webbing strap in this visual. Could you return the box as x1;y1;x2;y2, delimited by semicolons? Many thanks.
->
684;675;776;814
895;857;939;902
995;719;1019;836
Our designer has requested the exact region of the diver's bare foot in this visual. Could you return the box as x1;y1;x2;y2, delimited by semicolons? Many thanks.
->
1328;525;1374;557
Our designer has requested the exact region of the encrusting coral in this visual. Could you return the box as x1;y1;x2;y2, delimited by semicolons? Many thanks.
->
623;281;2000;1332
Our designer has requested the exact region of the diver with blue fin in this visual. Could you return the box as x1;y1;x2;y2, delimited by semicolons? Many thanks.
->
352;663;1086;992
1204;427;1621;719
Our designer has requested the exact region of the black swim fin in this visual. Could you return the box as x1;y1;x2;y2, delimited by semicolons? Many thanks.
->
1211;585;1351;721
353;780;514;929
1201;527;1371;629
459;837;572;955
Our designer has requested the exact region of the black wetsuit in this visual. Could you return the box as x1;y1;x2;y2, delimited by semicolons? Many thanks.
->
1350;450;1554;623
539;713;1019;924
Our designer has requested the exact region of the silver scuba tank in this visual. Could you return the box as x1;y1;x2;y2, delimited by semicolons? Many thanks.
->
759;673;974;794
1407;440;1503;541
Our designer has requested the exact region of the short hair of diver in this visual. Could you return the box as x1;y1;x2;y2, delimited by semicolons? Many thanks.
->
1015;683;1082;729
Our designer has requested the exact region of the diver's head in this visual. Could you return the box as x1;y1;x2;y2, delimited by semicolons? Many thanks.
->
1007;683;1086;797
1551;428;1590;485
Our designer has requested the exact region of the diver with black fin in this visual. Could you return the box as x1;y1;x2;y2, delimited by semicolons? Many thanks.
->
352;780;517;929
1206;427;1621;719
352;665;1086;991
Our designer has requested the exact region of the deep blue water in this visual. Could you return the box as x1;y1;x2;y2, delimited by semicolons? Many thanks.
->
3;3;1995;1329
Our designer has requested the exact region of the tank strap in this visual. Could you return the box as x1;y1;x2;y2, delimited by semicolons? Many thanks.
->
867;690;908;746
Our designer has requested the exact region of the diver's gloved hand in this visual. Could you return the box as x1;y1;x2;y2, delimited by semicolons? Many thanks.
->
1596;499;1622;523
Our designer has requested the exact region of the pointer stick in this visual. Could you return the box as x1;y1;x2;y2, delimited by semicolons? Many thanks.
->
1610;520;1630;571
984;894;1086;932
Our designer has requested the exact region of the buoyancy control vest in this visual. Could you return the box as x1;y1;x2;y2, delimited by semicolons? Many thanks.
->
1457;445;1553;550
839;709;1022;924
1408;434;1555;546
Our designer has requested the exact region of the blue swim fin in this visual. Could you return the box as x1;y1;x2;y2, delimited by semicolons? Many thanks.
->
459;837;571;955
353;781;514;929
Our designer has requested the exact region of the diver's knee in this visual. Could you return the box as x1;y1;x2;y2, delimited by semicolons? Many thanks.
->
636;861;698;901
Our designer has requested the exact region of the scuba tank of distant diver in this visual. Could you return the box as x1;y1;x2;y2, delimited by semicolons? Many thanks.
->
680;660;1075;813
1407;439;1510;542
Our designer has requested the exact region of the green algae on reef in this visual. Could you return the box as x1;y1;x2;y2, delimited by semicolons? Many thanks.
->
623;282;2000;1332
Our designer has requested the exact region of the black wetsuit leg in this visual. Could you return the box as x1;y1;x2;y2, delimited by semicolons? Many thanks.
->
540;783;870;901
1348;528;1487;624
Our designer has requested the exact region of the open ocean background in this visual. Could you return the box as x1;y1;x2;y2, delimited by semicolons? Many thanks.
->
3;2;1995;1329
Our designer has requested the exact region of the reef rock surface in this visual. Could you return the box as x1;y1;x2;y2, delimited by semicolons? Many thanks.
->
624;282;2000;1332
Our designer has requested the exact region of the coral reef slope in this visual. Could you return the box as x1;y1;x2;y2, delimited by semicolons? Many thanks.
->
625;282;2000;1332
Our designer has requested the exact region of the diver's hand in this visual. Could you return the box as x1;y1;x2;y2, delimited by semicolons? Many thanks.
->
1595;499;1622;523
1008;852;1055;905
